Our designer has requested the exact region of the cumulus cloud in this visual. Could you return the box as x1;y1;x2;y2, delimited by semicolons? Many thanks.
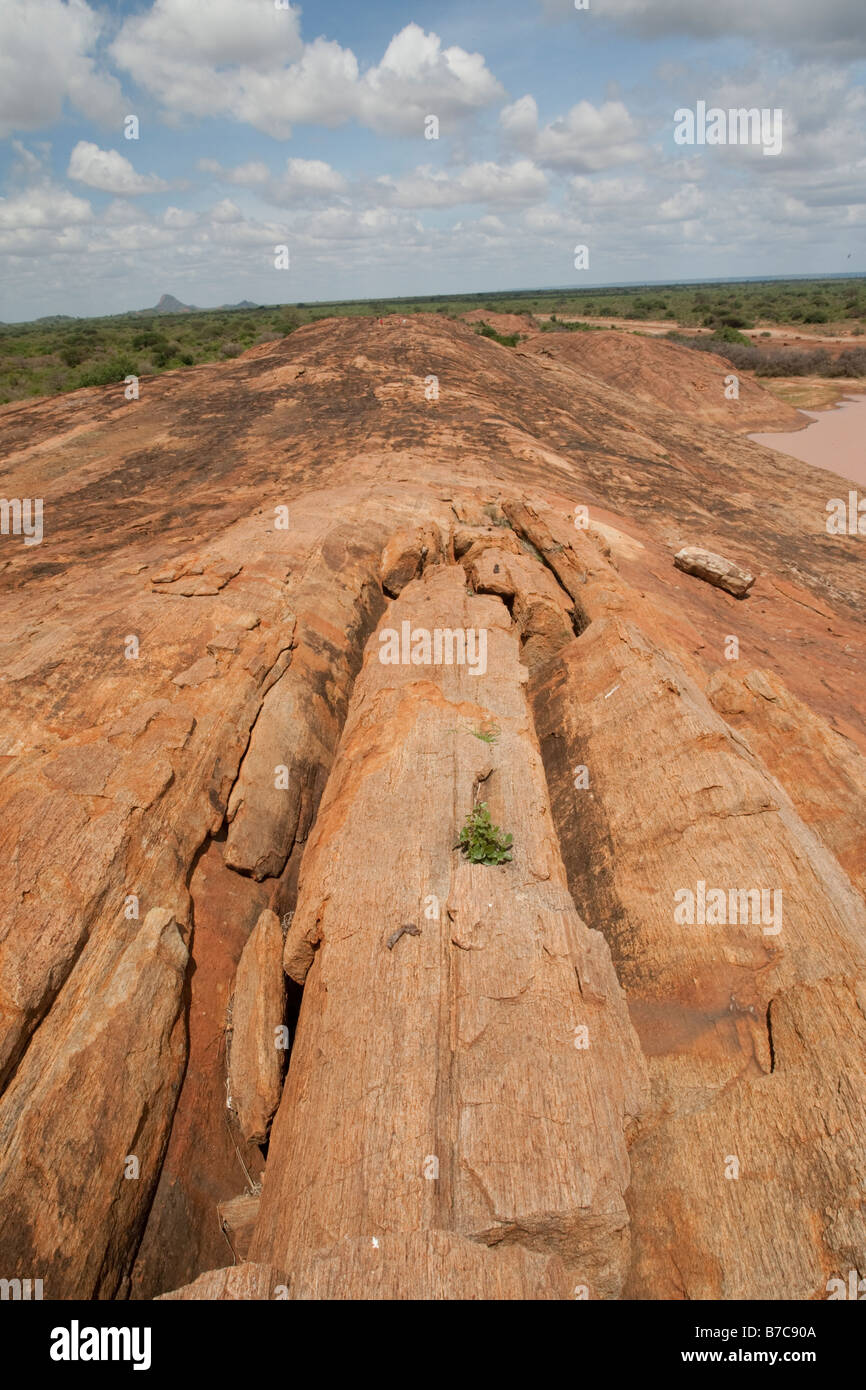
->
111;7;503;138
0;184;93;234
200;156;348;205
298;205;425;245
200;156;353;212
378;159;547;208
500;95;643;171
68;142;170;195
278;159;348;195
356;24;505;135
110;0;304;122
0;0;124;137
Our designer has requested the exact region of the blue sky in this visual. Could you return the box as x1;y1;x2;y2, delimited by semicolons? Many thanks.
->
1;0;864;320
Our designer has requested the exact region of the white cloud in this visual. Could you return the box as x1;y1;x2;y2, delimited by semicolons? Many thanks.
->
378;159;547;208
68;142;170;195
163;206;198;229
298;205;425;244
656;184;707;221
110;0;305;127
112;9;503;138
0;184;92;231
226;39;363;137
0;0;123;137
104;199;141;225
138;0;305;67
500;95;643;171
201;156;348;205
277;159;348;194
357;23;505;135
209;199;243;224
568;174;653;207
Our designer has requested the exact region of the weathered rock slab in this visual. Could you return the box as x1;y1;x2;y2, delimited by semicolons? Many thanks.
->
0;909;189;1299
229;908;286;1146
674;546;755;597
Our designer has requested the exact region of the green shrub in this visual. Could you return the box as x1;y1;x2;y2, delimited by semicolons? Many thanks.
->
76;357;138;387
474;323;520;347
60;344;87;367
713;325;751;345
132;330;168;350
540;319;601;333
455;802;513;866
500;334;520;346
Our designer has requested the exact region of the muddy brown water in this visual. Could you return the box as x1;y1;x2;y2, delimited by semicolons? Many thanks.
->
749;392;866;486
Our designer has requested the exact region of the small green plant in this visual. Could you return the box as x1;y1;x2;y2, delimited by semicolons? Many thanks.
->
466;720;500;744
455;801;513;865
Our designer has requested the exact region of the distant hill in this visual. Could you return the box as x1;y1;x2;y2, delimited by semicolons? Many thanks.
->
131;294;261;316
136;294;198;315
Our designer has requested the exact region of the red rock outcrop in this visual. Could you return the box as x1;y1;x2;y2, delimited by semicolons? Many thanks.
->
0;908;188;1298
253;563;647;1297
523;328;805;433
0;313;863;1301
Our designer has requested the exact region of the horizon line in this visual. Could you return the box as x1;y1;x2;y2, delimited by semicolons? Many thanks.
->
5;269;864;327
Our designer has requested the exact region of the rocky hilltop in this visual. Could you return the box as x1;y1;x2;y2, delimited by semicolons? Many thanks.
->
0;315;864;1300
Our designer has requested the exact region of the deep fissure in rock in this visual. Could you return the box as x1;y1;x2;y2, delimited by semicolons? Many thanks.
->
129;554;390;1297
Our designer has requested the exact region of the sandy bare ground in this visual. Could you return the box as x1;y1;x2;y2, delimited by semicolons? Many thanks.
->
759;375;866;410
537;313;864;351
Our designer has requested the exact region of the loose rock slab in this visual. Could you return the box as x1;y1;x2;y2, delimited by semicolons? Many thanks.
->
229;908;286;1146
674;546;755;597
